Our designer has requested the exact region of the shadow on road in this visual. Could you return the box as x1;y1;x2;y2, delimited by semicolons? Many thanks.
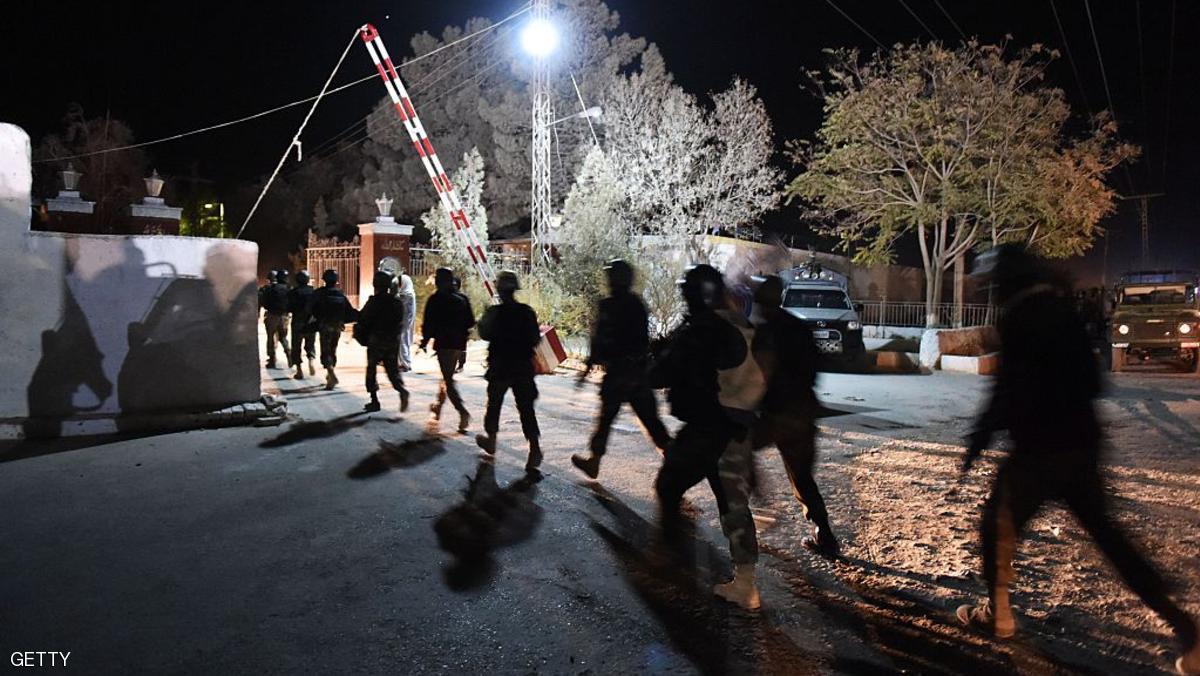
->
434;460;543;592
588;485;821;676
346;435;446;478
258;411;369;448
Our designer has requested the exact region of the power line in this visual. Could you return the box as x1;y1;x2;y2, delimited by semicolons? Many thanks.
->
1081;0;1136;194
1161;0;1176;188
1049;0;1093;116
34;2;532;164
1134;0;1151;186
931;0;967;41
823;0;884;49
897;0;939;41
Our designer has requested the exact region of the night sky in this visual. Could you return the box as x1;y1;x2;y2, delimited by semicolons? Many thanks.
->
4;0;1196;283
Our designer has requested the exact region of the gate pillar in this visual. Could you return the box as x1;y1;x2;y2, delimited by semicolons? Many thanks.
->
358;216;413;298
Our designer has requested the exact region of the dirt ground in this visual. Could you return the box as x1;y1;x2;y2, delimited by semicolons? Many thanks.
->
750;365;1200;674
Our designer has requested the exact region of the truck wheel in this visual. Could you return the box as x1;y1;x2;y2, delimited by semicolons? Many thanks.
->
1110;347;1125;373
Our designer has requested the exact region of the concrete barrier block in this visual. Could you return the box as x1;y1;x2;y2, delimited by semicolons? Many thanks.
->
873;351;922;372
940;352;1000;375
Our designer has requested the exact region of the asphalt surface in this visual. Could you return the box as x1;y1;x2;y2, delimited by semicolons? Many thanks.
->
1;333;1196;674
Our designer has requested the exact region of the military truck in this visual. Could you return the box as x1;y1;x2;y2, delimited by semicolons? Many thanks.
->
779;255;865;367
1109;270;1200;373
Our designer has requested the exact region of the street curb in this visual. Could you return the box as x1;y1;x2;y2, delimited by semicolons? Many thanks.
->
0;395;288;441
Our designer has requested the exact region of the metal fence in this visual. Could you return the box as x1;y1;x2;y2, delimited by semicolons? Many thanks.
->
858;301;995;328
307;245;360;305
409;247;531;280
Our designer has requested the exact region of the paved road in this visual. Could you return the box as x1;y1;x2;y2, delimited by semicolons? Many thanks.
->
1;334;1195;674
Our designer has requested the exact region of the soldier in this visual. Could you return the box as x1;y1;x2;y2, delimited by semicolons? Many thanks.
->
356;270;409;413
956;245;1199;676
258;269;290;369
571;259;672;480
475;270;543;476
751;275;840;558
649;264;763;609
420;267;476;433
288;270;317;379
311;269;353;390
396;269;417;372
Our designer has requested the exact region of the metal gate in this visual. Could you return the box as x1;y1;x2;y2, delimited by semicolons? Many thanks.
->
306;232;361;306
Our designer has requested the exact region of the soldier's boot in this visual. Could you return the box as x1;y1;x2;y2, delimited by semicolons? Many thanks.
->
429;403;442;421
714;563;761;611
457;409;470;434
399;390;410;413
266;357;277;369
475;432;496;456
308;357;316;376
325;368;337;390
364;394;382;413
1178;639;1200;675
570;453;601;480
802;528;841;560
294;364;304;380
524;437;543;476
956;598;1016;639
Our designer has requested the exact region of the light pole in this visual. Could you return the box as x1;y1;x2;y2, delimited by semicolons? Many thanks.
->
521;0;558;266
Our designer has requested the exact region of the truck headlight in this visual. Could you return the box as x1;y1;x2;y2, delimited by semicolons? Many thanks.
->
847;320;861;331
1180;323;1193;335
1117;324;1130;335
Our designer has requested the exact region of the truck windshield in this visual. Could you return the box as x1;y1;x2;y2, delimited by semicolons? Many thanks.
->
783;288;851;310
1119;284;1192;305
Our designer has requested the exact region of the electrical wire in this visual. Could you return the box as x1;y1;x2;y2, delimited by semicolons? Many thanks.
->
236;30;359;238
932;0;967;41
34;2;531;164
897;0;939;41
823;0;884;49
1134;0;1151;185
1082;0;1136;194
1049;0;1094;117
1160;0;1176;188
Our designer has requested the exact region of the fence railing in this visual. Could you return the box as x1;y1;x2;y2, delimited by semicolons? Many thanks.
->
858;301;995;328
409;247;531;280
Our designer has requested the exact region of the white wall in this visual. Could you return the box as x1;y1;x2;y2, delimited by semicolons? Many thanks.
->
0;123;260;436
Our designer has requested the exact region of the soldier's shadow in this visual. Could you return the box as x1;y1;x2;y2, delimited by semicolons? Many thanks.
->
587;485;819;676
434;460;543;592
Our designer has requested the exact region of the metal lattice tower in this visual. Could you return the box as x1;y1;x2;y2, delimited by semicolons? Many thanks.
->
529;0;554;266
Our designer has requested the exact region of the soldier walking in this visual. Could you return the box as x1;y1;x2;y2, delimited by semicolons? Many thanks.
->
288;270;317;379
420;267;476;433
258;270;290;369
956;245;1199;676
475;271;543;475
356;270;409;413
649;264;764;609
572;259;672;480
311;269;353;390
750;275;840;558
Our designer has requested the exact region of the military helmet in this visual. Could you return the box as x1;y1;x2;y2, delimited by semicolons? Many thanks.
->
434;267;455;289
373;269;396;294
295;270;310;285
604;259;635;289
496;270;521;293
679;263;725;311
265;270;277;283
275;269;289;284
322;269;339;286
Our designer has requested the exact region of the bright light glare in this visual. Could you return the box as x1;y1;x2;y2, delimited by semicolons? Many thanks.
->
1118;324;1130;335
1180;323;1192;334
521;19;559;57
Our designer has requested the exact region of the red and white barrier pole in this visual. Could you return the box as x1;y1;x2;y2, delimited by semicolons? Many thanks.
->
359;23;497;298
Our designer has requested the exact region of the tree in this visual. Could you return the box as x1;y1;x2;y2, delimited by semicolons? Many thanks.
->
33;103;149;232
419;147;489;275
601;57;782;262
312;199;331;237
789;41;1133;326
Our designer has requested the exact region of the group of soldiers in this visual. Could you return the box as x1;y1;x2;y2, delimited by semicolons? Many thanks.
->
259;249;1199;674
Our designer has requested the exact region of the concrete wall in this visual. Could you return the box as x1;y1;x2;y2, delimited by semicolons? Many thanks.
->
0;123;260;436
